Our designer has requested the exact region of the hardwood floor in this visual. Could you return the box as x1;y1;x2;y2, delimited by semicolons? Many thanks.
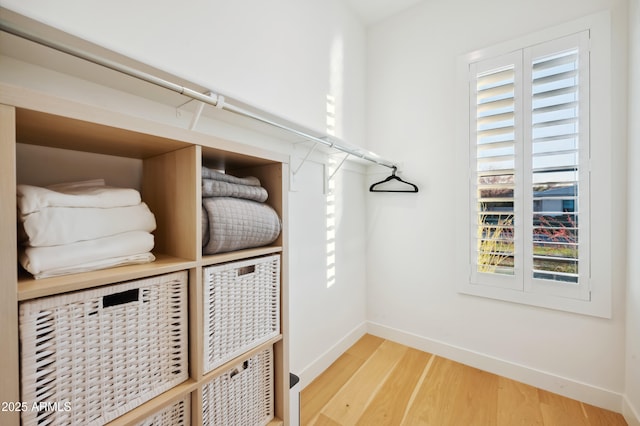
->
300;334;627;426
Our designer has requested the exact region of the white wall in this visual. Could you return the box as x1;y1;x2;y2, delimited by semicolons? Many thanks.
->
626;0;640;422
288;156;368;383
366;0;630;411
0;0;370;386
0;0;366;145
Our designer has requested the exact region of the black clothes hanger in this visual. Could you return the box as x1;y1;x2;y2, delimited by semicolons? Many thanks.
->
369;166;419;193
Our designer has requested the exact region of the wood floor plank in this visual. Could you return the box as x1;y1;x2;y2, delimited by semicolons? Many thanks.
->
321;340;408;424
406;357;500;426
581;402;628;426
312;413;342;426
401;356;463;425
447;362;500;426
300;334;385;425
300;352;364;425
497;376;544;425
355;348;432;425
345;334;384;360
538;389;590;426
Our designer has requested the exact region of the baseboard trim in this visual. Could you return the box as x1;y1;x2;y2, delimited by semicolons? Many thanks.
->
367;321;625;413
297;321;367;390
623;394;640;426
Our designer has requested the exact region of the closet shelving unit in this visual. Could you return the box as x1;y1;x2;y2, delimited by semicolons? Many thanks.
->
0;84;289;425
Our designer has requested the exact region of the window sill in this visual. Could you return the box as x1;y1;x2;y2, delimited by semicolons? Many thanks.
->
458;281;611;318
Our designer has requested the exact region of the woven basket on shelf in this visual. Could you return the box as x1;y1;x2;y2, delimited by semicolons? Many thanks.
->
203;255;280;373
135;395;191;426
19;271;189;426
202;347;274;426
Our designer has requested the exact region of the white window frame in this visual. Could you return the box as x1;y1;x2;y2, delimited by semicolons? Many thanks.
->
456;11;612;318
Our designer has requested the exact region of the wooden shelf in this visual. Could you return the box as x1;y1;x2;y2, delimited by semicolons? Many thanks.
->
17;253;196;301
200;335;283;382
201;245;283;267
105;379;199;426
16;108;191;159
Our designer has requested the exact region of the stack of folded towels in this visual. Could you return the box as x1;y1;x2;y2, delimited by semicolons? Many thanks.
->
202;167;281;254
17;179;157;279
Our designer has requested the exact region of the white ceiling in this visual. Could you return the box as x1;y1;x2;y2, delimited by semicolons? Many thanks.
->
344;0;424;25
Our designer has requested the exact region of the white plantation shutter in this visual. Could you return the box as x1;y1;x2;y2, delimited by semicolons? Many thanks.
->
524;32;590;299
470;53;522;289
469;31;590;299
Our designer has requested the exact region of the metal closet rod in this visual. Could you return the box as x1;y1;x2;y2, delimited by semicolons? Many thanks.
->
0;19;397;170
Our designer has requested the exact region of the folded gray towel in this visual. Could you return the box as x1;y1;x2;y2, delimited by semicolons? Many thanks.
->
201;166;261;187
202;179;268;202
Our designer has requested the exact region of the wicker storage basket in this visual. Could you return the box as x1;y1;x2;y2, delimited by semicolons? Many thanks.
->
19;271;189;426
203;255;280;373
202;347;274;426
135;395;191;426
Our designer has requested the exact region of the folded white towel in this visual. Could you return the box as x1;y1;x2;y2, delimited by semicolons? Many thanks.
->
17;180;142;215
21;202;156;247
26;253;156;280
20;231;155;278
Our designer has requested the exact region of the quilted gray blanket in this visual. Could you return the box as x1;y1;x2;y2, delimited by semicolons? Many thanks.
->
202;179;268;202
202;166;261;186
202;197;281;254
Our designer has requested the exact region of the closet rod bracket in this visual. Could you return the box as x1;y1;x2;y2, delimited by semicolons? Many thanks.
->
179;92;219;130
291;141;320;176
328;153;350;181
